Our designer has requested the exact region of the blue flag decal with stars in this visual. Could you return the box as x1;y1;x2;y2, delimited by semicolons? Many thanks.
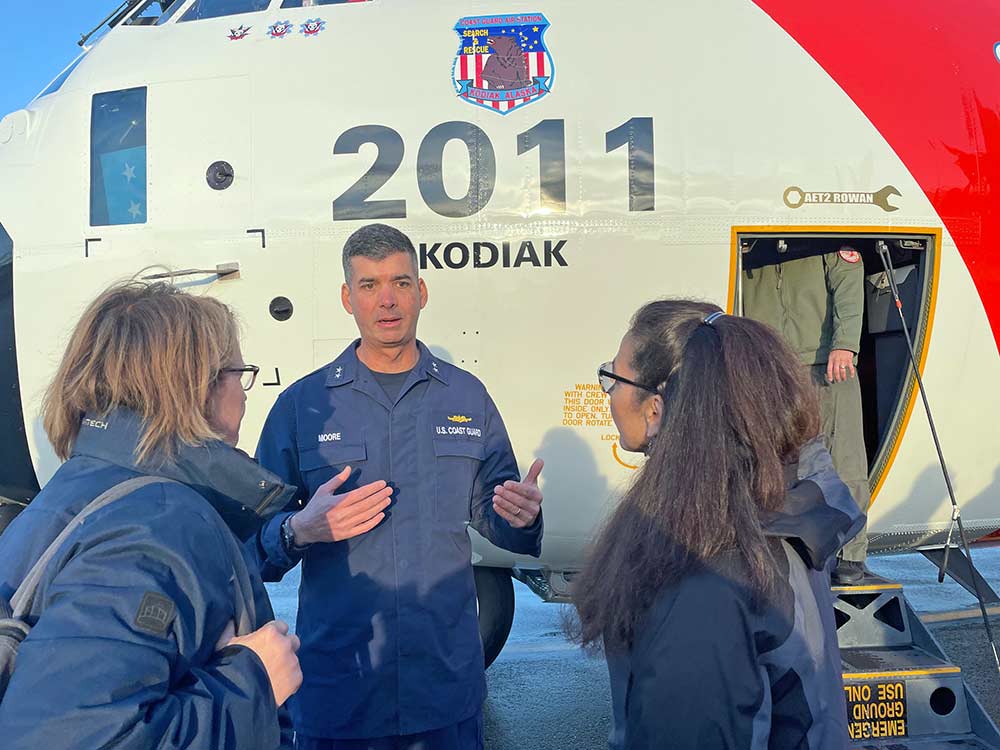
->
100;147;147;225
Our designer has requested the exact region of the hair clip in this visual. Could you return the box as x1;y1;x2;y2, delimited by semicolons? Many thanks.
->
703;312;726;326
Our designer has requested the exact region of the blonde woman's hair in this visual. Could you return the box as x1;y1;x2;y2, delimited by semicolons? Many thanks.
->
42;280;240;464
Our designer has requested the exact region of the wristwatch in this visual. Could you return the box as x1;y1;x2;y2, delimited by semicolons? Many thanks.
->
279;513;308;555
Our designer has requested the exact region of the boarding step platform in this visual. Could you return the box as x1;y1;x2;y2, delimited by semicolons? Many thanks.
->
834;574;1000;749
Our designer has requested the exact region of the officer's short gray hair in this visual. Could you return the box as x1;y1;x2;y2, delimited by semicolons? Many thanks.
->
342;224;418;284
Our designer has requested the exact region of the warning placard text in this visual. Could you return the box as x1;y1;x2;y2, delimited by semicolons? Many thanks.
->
562;383;613;428
844;681;907;741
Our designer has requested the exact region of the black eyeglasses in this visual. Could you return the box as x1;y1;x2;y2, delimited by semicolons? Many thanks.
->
220;365;260;391
597;361;658;395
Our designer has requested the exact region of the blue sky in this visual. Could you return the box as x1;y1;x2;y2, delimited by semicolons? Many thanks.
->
0;3;102;117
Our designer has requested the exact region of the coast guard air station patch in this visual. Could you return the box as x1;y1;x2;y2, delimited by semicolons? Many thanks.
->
839;248;861;263
453;13;553;115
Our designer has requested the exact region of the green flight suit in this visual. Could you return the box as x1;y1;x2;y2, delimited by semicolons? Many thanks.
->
742;248;870;561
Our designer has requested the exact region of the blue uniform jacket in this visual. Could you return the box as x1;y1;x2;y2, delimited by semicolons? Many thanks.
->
251;341;543;739
0;409;298;749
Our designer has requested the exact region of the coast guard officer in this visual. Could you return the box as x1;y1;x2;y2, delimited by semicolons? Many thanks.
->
250;223;544;750
742;239;870;584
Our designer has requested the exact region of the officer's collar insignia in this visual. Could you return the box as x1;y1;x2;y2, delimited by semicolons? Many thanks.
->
326;355;356;386
448;415;472;423
424;353;449;384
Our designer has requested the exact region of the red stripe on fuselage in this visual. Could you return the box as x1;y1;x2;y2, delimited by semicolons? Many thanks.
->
753;0;1000;350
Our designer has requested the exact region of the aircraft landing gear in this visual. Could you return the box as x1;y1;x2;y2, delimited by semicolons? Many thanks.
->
475;566;515;668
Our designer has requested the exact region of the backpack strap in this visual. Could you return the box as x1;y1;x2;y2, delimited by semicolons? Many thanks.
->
10;475;256;635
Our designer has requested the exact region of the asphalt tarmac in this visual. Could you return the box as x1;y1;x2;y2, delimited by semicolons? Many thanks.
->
266;547;1000;749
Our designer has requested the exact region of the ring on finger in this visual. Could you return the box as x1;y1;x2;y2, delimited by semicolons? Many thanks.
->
512;507;521;516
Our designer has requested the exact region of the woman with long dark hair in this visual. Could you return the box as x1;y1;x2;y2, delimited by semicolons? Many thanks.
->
574;299;864;749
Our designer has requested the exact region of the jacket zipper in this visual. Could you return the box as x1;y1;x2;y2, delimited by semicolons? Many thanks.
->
254;484;283;515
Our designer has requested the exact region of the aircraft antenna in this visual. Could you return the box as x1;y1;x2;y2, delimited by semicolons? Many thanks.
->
78;1;144;48
876;240;1000;675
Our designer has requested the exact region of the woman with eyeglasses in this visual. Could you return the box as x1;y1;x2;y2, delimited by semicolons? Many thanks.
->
576;299;865;750
0;281;303;749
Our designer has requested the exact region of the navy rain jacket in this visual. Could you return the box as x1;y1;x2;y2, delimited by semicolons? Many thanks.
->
607;438;865;750
0;409;298;749
251;341;542;739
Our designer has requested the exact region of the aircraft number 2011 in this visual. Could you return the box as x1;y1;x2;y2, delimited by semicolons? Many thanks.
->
331;118;654;221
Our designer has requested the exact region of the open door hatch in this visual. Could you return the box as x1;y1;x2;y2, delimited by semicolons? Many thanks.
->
730;228;941;504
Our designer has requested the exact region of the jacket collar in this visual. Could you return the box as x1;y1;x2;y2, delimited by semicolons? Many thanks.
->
72;408;296;541
325;339;449;388
762;437;867;571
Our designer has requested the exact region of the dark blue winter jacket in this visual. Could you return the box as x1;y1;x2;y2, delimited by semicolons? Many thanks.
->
0;408;298;749
606;438;866;750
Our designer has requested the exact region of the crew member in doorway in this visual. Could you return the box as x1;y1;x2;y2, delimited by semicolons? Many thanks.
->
742;239;870;584
248;223;545;750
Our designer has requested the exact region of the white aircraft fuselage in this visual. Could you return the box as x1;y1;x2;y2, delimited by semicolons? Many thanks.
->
2;0;1000;582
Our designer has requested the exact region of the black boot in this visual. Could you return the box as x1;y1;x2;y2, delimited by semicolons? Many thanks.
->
832;559;866;585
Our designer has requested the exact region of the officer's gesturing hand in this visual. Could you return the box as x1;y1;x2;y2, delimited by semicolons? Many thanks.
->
826;349;857;383
492;458;544;528
218;619;302;707
290;466;393;545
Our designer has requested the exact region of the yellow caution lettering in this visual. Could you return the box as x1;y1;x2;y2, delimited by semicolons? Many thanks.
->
844;681;907;741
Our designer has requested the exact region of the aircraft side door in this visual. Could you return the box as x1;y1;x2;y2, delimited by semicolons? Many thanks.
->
147;76;314;451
